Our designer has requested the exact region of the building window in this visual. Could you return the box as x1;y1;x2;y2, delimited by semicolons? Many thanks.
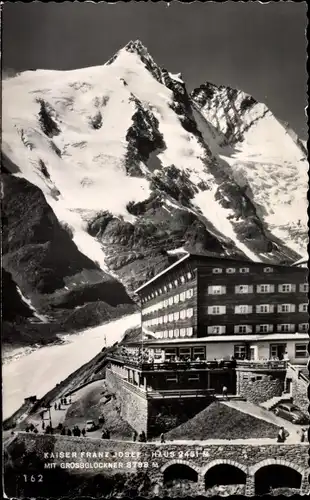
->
295;344;308;358
164;286;167;292
256;304;274;313
174;279;178;287
180;292;186;302
163;315;168;323
263;267;274;273
166;375;178;383
193;347;205;360
235;285;253;294
168;330;174;338
180;310;186;319
240;268;250;273
278;304;296;313
187;272;192;280
174;329;180;338
186;308;194;318
299;303;308;312
188;374;200;382
179;347;191;358
235;305;253;314
163;331;168;338
186;327;193;336
257;284;275;293
208;305;226;315
168;313;173;322
180;328;186;337
234;345;246;359
299;323;309;332
212;268;222;274
234;325;252;334
155;291;158;296
226;268;236;274
300;283;309;293
186;288;194;299
159;288;162;295
207;325;226;334
174;295;179;304
208;285;226;295
173;311;180;321
256;324;273;333
158;316;163;325
181;276;185;284
168;297;173;306
277;324;294;333
278;284;295;293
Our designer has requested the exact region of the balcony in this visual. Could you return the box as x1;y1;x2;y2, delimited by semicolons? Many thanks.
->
108;355;236;372
236;359;288;371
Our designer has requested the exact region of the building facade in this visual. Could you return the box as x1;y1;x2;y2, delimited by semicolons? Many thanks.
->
134;253;308;362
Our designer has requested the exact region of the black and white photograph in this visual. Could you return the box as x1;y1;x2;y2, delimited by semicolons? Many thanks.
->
2;1;309;497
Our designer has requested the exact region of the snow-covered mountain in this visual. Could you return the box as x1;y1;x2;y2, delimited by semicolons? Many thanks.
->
191;82;308;256
2;40;307;345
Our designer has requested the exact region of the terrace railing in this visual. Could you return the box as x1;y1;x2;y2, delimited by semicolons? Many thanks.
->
108;356;236;371
236;359;288;370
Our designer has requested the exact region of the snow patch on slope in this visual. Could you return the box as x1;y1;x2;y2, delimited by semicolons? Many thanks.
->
16;288;48;323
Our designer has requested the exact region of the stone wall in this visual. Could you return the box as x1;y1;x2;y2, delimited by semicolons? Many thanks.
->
8;433;309;494
291;377;308;413
106;368;148;434
236;370;285;404
148;398;211;437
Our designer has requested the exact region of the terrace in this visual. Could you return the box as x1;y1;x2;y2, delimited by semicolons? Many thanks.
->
107;355;237;372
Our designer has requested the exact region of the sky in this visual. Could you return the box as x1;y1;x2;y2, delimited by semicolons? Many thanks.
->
2;1;308;138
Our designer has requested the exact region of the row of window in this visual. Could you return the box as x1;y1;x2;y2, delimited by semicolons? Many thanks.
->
208;284;308;294
208;303;308;315
142;289;194;315
162;344;308;361
155;328;194;339
141;273;194;303
234;344;308;359
143;308;194;327
207;323;309;334
212;266;275;274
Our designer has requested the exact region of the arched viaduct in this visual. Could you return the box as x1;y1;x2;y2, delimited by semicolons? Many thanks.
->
10;433;310;496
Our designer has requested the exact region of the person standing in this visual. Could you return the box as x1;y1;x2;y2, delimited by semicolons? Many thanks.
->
54;402;57;411
300;428;307;443
277;427;289;443
222;385;228;399
132;430;137;442
160;433;165;443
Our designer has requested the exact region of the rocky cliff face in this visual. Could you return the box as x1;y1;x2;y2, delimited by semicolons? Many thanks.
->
1;40;307;346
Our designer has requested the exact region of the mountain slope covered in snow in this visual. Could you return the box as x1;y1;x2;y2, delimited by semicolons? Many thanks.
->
2;40;307;346
191;82;308;256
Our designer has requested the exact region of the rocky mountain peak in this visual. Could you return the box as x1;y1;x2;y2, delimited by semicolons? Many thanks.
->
124;39;150;58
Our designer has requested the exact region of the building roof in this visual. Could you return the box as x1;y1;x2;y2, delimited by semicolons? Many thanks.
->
128;333;309;346
134;253;190;293
134;251;304;294
292;256;308;266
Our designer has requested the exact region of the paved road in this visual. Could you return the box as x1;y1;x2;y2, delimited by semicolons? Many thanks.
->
222;400;305;444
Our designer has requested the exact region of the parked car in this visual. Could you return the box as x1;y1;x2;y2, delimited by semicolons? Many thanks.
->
85;420;99;432
273;403;309;424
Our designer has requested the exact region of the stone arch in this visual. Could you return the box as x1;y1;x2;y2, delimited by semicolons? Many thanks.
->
160;459;201;474
201;459;248;476
250;458;305;476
